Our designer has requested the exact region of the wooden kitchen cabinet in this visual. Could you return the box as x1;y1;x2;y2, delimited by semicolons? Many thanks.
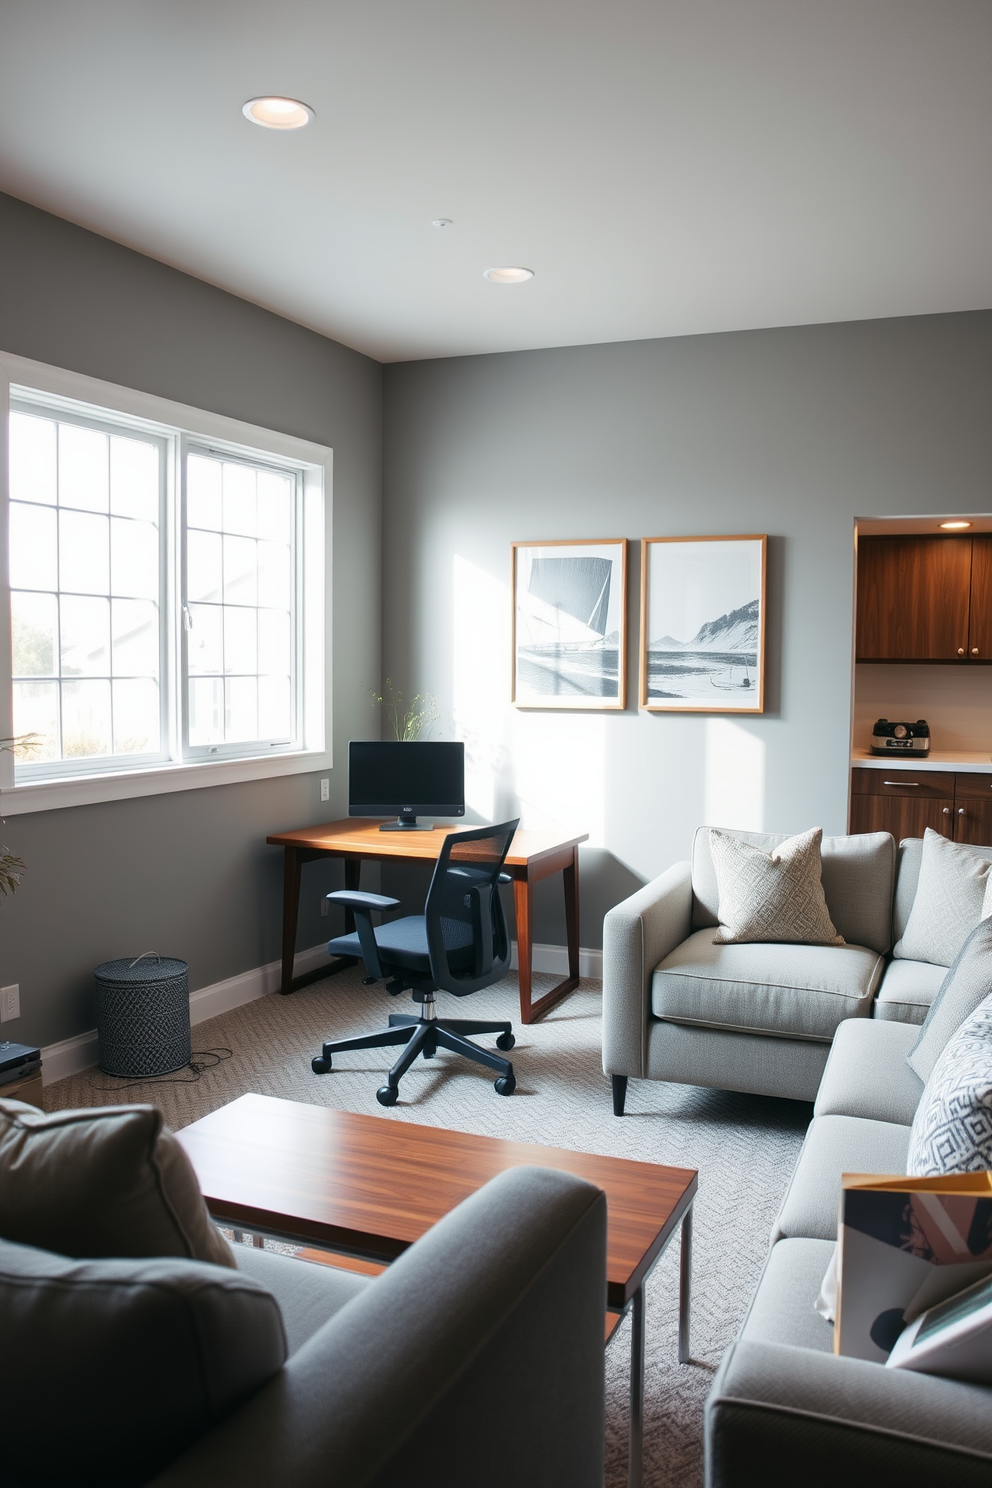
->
850;769;992;846
856;535;992;663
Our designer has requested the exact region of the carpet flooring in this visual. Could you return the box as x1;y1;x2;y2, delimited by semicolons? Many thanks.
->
46;967;812;1487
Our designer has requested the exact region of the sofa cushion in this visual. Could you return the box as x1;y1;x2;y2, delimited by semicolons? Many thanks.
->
813;1018;923;1125
0;1098;234;1267
739;1236;836;1353
0;1234;286;1488
708;827;843;947
908;994;992;1176
907;918;992;1084
771;1115;911;1243
235;1245;370;1355
873;958;946;1025
893;829;992;968
652;929;883;1042
691;826;894;953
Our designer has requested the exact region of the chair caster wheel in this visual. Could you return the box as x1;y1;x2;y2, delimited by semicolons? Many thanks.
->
494;1074;516;1096
496;1032;515;1052
376;1084;399;1107
311;1056;331;1074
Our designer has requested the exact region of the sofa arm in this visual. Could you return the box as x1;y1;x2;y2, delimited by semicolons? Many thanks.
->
602;861;693;1078
147;1166;607;1488
706;1339;992;1488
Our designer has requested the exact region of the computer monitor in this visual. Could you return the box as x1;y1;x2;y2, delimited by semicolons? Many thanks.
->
348;740;466;831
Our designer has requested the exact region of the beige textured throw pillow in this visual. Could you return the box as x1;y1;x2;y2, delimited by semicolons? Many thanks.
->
0;1098;235;1268
709;826;844;946
893;828;992;968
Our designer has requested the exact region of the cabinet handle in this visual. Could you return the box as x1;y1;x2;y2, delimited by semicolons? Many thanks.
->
943;806;952;814
959;807;966;816
958;647;966;655
883;780;919;786
973;648;980;655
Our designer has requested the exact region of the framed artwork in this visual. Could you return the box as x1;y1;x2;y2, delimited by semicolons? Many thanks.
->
512;538;628;709
640;534;767;713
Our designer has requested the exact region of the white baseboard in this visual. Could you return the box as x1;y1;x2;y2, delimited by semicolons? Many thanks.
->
40;943;334;1084
40;940;603;1084
510;941;603;979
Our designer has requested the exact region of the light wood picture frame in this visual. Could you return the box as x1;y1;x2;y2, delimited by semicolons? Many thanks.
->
512;538;628;709
640;534;767;713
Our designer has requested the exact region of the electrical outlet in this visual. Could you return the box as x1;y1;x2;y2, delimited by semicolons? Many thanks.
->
1;984;20;1022
319;777;330;803
320;896;330;917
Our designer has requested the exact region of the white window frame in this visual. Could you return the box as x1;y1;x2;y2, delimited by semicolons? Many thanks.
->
0;351;331;815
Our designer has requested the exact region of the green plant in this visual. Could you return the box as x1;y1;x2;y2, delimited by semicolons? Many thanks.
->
369;679;439;741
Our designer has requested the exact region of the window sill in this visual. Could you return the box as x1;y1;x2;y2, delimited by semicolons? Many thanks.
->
0;749;332;816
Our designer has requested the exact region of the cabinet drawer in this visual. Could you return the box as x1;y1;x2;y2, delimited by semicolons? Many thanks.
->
851;769;954;799
953;773;992;802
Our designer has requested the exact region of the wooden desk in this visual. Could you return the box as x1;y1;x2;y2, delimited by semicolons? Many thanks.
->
267;818;588;1024
178;1093;697;1488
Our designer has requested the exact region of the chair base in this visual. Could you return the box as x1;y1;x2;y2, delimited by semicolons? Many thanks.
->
312;1012;516;1102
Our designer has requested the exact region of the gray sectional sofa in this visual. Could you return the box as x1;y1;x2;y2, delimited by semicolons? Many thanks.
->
705;1015;992;1485
602;829;984;1110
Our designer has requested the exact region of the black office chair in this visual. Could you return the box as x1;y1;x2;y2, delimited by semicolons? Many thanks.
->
311;819;521;1106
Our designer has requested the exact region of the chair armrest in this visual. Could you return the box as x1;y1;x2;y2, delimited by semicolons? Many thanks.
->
146;1167;607;1488
706;1339;992;1487
602;861;693;1078
325;890;400;912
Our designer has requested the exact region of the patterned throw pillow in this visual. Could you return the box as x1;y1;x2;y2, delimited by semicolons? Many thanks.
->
908;993;992;1176
893;829;992;968
709;826;844;946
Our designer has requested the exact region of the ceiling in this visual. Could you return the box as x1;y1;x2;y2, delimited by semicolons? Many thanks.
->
1;0;990;364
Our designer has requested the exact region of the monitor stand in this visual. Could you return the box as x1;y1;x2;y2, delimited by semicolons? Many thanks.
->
379;817;434;831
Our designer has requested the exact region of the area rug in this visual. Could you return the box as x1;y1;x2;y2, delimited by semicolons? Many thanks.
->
47;967;811;1487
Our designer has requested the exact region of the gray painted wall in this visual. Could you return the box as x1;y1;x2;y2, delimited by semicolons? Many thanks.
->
382;312;992;948
0;194;383;1049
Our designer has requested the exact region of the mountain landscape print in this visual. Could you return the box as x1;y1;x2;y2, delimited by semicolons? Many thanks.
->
641;536;766;712
513;539;627;709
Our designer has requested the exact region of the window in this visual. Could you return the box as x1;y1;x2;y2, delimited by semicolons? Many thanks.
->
1;354;329;813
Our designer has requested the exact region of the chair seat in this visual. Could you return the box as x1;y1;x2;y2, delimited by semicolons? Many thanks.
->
328;915;474;975
651;928;883;1042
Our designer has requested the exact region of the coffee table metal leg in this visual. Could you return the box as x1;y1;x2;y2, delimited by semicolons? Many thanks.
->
629;1284;644;1488
679;1203;693;1364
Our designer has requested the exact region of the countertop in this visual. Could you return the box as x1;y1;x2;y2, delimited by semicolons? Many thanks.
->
852;748;992;774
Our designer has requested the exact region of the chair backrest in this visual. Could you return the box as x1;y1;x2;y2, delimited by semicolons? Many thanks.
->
424;820;520;996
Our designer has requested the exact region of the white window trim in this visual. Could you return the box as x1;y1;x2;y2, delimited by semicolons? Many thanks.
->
0;351;332;816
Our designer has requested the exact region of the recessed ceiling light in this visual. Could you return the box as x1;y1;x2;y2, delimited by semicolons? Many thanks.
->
432;219;453;229
939;520;972;530
242;97;314;130
483;267;534;284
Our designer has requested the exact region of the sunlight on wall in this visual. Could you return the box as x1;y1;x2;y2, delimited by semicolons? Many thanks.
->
452;555;605;841
703;718;766;830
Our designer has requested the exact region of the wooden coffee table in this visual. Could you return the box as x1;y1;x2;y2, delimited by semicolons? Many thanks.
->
177;1093;697;1488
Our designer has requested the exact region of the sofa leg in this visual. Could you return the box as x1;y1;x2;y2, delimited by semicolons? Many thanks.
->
612;1074;628;1117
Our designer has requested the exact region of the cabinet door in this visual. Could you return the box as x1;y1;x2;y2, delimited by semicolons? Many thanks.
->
968;536;992;661
856;536;972;661
953;774;992;846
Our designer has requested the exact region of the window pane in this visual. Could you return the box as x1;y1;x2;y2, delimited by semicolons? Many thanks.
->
258;541;291;609
187;529;222;603
112;678;159;754
61;595;110;677
13;680;59;761
258;608;291;674
187;454;222;530
62;678;112;758
11;591;57;676
188;603;223;674
259;674;291;739
9;503;57;590
257;471;292;541
110;517;158;599
225;676;257;741
223;535;257;605
110;436;158;521
112;599;159;677
59;425;109;512
188;676;224;745
9;412;57;505
223;462;256;537
60;510;109;594
224;607;257;675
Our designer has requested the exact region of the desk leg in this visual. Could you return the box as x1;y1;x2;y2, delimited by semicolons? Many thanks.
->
515;847;582;1025
678;1204;693;1365
513;875;535;1023
628;1284;645;1488
278;847;303;996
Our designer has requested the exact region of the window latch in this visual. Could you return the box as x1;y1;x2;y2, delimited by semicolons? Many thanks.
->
182;605;193;631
